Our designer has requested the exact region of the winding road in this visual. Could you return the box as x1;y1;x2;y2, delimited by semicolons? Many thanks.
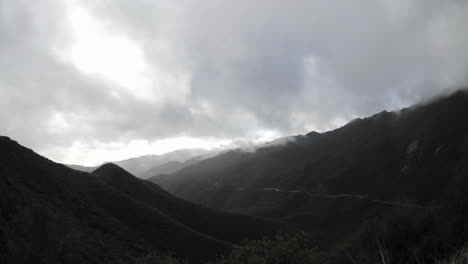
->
254;188;438;209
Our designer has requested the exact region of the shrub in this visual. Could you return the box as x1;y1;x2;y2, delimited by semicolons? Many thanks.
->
209;233;328;264
136;250;188;264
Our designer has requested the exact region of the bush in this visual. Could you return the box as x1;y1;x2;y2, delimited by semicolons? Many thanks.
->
136;250;188;264
209;233;328;264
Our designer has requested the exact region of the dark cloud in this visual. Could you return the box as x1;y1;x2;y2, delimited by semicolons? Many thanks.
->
1;0;468;164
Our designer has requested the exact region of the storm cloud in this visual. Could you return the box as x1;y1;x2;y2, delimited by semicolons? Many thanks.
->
1;0;468;165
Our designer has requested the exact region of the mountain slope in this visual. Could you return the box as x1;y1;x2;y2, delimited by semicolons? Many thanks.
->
0;136;285;264
92;163;287;244
144;151;222;180
141;160;185;179
150;90;468;253
153;90;468;207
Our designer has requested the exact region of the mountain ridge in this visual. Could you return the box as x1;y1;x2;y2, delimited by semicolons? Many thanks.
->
149;89;468;254
0;135;287;264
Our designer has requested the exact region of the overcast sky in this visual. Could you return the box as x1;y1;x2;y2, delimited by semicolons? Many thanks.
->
1;0;468;165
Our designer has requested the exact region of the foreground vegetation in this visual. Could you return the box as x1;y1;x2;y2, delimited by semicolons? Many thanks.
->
137;233;468;264
137;233;327;264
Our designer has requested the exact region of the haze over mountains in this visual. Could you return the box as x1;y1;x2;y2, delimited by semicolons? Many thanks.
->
140;151;222;179
1;90;468;263
67;148;213;178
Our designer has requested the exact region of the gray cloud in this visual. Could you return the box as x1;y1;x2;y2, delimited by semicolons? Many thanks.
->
1;0;468;164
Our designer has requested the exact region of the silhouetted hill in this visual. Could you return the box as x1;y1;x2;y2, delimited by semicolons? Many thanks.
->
92;162;287;244
150;90;468;258
0;136;286;264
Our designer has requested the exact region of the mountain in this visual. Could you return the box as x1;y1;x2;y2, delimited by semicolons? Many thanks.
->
66;164;96;172
67;148;211;178
92;162;287;244
143;151;222;179
153;90;468;208
4;90;468;263
150;90;468;257
0;136;287;264
141;161;185;179
111;148;210;177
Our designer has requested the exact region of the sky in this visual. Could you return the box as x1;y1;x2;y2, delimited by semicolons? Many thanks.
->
1;0;468;166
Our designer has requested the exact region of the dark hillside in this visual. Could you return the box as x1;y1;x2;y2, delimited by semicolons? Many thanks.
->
150;90;468;260
93;163;288;244
0;136;286;264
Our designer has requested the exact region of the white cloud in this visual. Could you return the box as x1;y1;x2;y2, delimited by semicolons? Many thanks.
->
60;1;155;102
1;0;468;164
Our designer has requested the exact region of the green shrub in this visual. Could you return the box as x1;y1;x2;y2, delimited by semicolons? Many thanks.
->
209;233;327;264
136;250;188;264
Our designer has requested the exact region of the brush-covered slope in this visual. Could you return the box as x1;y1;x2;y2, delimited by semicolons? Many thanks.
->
0;136;285;264
150;90;468;255
92;163;287;244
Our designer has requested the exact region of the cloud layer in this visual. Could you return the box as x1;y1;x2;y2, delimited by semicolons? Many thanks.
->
1;0;468;164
